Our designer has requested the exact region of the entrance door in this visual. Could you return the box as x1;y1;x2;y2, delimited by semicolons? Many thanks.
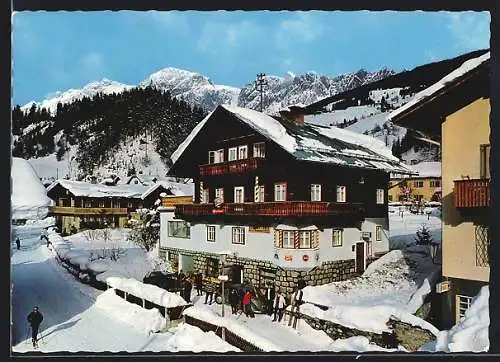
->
355;242;366;274
231;265;243;284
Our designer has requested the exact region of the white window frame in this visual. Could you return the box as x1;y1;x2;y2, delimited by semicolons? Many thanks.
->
456;295;473;320
255;185;265;203
253;142;266;158
332;229;343;247
234;186;245;203
299;231;312;249
202;188;210;204
167;221;191;239
216;149;224;163
215;187;224;203
376;225;382;241
282;230;294;248
238;145;248;160
99;200;105;208
206;225;216;242
311;184;322;201
274;182;287;202
208;151;216;164
231;227;246;245
228;147;238;161
376;189;384;204
336;185;346;202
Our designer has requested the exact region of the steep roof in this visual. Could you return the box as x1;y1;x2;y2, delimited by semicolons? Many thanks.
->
170;104;414;174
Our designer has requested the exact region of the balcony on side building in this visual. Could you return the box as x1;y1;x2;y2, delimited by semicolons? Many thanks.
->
174;201;365;219
49;206;129;216
198;157;265;177
454;179;490;208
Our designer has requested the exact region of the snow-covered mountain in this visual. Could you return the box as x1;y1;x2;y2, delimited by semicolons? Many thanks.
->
21;79;135;115
139;67;240;111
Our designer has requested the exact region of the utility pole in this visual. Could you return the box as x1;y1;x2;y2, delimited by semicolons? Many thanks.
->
254;73;268;112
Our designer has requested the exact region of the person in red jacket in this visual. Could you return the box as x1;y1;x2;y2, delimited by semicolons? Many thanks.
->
242;290;255;318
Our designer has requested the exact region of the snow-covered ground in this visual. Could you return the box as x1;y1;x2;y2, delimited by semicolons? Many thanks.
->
388;207;442;249
11;224;237;353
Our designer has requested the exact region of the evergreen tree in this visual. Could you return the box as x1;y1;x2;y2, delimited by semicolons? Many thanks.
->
414;224;434;245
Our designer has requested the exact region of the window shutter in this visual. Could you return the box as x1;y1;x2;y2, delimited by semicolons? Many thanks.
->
312;231;319;248
279;231;283;248
294;231;300;249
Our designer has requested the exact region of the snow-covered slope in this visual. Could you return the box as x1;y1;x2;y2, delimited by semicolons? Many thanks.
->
11;157;52;220
21;79;135;115
140;67;240;111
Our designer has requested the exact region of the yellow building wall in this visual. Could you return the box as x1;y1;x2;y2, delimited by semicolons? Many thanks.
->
388;177;441;202
441;97;490;282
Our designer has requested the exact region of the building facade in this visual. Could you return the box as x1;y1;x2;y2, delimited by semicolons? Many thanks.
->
389;51;490;328
160;104;411;297
388;162;442;203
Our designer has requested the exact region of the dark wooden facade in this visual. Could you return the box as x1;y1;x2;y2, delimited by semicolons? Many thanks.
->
169;106;389;224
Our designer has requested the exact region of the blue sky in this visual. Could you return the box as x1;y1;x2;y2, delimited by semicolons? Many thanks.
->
12;10;490;106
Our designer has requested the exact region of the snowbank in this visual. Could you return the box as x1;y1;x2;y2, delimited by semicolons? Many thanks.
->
183;306;283;352
328;336;403;352
106;276;188;308
95;289;165;334
162;323;240;352
11;157;52;220
421;286;489;352
87;260;110;274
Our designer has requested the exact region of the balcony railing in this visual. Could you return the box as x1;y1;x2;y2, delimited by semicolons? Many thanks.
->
49;206;129;215
454;179;490;208
174;201;365;218
199;157;264;177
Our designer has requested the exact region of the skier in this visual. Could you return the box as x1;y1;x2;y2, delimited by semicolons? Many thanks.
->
16;237;20;250
27;306;43;348
272;289;287;322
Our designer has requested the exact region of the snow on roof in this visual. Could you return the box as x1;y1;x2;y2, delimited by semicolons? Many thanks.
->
410;162;441;178
389;52;490;121
11;157;52;220
140;180;194;199
47;179;152;199
170;104;412;174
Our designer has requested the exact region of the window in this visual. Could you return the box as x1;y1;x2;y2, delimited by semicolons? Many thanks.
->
216;149;224;163
274;183;287;201
99;201;105;207
208;151;215;164
255;185;265;202
228;147;237;161
253;142;266;158
475;225;490;267
168;221;191;238
480;144;490;179
414;181;424;188
201;188;210;204
376;225;382;241
311;184;322;201
234;186;244;203
332;229;343;247
127;201;133;208
215;188;224;203
232;227;245;245
238;145;248;160
206;225;216;242
336;185;346;202
456;295;473;321
430;180;441;188
299;231;311;249
388;195;393;202
376;189;384;204
283;230;294;248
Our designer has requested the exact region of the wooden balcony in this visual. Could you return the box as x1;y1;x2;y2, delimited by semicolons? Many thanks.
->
199;157;264;177
174;201;365;219
454;179;490;208
49;206;129;216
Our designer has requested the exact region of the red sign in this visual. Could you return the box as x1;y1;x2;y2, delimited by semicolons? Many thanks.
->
284;255;293;261
302;254;309;262
212;209;225;215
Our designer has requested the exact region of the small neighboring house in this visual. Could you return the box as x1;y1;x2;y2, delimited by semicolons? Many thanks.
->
46;179;189;234
124;174;158;186
388;161;442;203
160;103;412;297
389;50;490;329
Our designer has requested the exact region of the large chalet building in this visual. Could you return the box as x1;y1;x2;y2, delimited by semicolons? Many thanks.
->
159;104;412;295
47;179;192;235
389;50;490;328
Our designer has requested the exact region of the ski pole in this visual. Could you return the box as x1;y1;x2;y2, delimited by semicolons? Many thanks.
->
25;325;31;345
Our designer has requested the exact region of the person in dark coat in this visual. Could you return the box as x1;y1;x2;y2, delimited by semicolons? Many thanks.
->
204;279;214;305
265;282;276;316
229;288;240;314
195;272;203;296
16;238;20;250
183;276;193;303
27;306;43;347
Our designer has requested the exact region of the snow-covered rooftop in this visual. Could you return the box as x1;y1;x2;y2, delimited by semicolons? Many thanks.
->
388;52;490;121
11;157;52;220
171;104;413;174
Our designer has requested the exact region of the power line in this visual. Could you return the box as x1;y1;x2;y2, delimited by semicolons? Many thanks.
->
254;73;268;112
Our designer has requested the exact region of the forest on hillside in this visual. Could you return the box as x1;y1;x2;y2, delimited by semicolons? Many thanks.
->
12;86;207;177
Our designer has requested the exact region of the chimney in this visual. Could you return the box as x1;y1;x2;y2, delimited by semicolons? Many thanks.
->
294;113;304;125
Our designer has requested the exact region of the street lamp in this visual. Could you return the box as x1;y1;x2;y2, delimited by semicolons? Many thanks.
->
217;252;229;341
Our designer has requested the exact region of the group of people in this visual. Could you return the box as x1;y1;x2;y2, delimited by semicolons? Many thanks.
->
263;282;305;322
176;270;208;304
229;287;255;318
